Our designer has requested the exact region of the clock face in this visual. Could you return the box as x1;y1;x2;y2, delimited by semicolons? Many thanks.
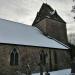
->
50;10;55;15
46;16;50;18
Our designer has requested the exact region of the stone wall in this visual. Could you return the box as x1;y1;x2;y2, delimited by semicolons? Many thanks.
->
0;43;70;75
34;19;47;35
46;18;68;44
34;18;68;44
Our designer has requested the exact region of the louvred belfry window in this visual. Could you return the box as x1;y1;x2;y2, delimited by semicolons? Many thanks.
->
10;48;18;65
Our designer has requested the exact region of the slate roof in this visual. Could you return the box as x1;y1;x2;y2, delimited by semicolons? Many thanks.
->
0;18;69;49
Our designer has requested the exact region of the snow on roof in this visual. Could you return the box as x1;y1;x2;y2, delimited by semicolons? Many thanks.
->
0;18;69;49
32;69;71;75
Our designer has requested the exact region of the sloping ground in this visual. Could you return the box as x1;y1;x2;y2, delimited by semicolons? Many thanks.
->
32;69;71;75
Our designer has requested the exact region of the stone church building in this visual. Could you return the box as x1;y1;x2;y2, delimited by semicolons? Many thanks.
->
0;3;70;75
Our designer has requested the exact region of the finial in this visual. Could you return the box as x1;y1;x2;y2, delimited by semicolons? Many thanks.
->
41;0;48;4
45;0;47;4
41;0;44;3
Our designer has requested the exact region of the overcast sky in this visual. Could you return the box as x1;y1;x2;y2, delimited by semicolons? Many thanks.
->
0;0;75;34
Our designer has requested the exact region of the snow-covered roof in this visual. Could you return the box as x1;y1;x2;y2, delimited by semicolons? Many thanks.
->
0;18;69;49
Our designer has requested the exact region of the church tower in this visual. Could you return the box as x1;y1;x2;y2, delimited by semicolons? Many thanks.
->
32;3;68;44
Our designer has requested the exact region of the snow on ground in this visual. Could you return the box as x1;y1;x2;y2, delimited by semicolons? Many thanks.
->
0;18;69;49
32;69;71;75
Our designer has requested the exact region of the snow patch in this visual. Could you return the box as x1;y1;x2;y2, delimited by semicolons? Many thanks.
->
32;69;71;75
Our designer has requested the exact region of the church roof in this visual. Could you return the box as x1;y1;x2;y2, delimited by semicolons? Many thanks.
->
0;18;69;49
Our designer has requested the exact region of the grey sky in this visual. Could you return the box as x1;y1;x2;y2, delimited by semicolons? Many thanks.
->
0;0;74;34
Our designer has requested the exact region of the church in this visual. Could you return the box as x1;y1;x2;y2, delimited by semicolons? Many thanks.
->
0;3;70;75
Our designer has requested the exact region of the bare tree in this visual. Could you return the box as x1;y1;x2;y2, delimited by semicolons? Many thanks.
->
71;0;75;19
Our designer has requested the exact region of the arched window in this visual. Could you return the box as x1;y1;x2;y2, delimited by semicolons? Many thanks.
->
10;48;18;65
